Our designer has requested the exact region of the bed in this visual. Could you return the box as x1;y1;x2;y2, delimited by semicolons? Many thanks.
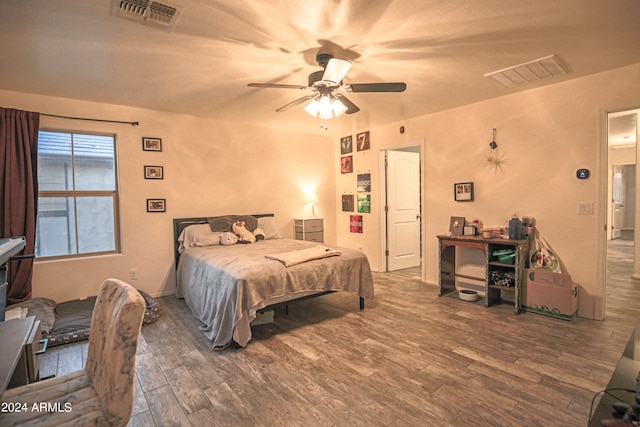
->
173;214;374;350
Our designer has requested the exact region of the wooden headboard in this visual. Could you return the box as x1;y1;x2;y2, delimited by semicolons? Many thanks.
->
172;214;275;269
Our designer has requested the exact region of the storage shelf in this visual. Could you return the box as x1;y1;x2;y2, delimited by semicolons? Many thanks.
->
488;261;516;268
488;285;515;291
437;234;530;314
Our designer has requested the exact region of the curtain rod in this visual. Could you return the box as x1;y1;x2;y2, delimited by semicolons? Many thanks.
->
41;113;139;126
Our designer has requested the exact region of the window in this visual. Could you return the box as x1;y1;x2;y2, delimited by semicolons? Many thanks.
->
36;130;119;258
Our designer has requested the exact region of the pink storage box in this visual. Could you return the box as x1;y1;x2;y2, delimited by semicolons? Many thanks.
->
523;269;578;321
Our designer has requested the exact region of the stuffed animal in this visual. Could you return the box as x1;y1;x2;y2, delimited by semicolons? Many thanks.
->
253;227;266;241
232;220;256;243
219;232;238;246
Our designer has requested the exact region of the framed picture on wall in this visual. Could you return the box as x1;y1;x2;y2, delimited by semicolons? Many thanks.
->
142;137;162;151
340;135;352;154
357;173;371;193
144;165;163;179
454;182;474;202
356;131;370;151
341;155;353;174
147;199;166;212
342;194;354;212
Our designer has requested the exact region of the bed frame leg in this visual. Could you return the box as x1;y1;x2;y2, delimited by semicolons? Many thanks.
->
360;297;364;310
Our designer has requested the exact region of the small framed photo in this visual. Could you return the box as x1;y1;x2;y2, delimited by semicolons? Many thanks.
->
449;216;465;235
454;182;474;202
144;165;163;179
142;137;162;152
147;199;166;212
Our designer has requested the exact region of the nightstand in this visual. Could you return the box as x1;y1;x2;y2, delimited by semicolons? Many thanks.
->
294;218;324;243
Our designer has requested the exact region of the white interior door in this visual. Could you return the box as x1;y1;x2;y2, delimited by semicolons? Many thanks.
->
612;165;625;240
386;150;421;271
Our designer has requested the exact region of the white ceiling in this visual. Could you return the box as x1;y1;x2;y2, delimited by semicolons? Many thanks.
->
2;0;640;137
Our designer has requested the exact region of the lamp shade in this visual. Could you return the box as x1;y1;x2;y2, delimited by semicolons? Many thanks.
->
307;191;319;217
305;96;347;119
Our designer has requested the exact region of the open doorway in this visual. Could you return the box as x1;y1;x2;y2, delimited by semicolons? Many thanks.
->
381;145;422;275
606;109;639;317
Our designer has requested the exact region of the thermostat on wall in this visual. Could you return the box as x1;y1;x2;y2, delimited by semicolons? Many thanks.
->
576;168;590;180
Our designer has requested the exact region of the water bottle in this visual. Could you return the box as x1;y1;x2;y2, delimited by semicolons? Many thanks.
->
509;215;522;240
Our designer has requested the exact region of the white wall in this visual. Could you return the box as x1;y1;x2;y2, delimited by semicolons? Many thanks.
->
335;62;640;320
1;89;336;302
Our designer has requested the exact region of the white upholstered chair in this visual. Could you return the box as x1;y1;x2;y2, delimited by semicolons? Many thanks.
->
0;278;146;427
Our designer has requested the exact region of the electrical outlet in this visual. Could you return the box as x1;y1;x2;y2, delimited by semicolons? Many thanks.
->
578;202;594;215
129;268;138;280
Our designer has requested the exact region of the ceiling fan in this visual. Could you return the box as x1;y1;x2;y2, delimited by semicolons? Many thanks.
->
247;53;406;124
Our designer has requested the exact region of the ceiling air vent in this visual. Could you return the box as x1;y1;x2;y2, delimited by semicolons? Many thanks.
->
484;55;568;88
111;0;183;32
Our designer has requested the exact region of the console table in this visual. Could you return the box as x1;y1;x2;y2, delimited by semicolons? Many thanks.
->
437;234;530;314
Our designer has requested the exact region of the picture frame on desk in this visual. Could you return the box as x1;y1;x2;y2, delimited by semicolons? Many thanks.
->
449;216;465;235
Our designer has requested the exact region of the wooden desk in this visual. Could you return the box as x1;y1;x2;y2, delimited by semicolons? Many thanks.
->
0;316;40;400
437;234;530;314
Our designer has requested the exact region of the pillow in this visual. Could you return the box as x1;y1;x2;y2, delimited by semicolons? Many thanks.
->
194;231;223;247
208;215;258;232
220;232;238;246
257;216;281;239
178;224;223;252
7;297;57;336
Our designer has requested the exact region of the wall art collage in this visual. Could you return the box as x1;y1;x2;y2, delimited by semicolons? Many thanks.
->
142;136;166;212
340;131;371;233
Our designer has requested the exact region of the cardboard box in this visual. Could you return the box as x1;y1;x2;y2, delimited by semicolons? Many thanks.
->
523;268;578;321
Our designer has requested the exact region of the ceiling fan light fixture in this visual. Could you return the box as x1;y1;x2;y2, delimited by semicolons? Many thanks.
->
321;58;352;86
305;96;347;119
304;99;320;117
332;98;348;117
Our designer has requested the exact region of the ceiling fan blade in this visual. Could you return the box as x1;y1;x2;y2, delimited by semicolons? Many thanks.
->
347;82;407;92
248;83;311;90
337;95;360;114
275;94;317;112
321;58;352;85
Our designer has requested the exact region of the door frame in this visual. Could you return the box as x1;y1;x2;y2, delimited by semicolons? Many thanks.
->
611;165;626;240
379;140;425;278
600;106;640;320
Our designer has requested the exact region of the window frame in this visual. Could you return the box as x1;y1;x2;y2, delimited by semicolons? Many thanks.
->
36;128;121;260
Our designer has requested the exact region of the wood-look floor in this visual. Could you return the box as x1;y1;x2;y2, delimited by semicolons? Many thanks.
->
39;239;640;426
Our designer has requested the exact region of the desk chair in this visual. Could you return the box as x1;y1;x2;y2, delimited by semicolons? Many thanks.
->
0;278;146;426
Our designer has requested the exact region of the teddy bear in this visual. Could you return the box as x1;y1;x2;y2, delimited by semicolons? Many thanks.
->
232;220;256;243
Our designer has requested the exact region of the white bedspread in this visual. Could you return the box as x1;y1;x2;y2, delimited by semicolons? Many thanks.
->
265;245;341;267
176;238;374;349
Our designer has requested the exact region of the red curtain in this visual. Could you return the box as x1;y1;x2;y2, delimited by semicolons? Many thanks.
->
0;107;39;303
